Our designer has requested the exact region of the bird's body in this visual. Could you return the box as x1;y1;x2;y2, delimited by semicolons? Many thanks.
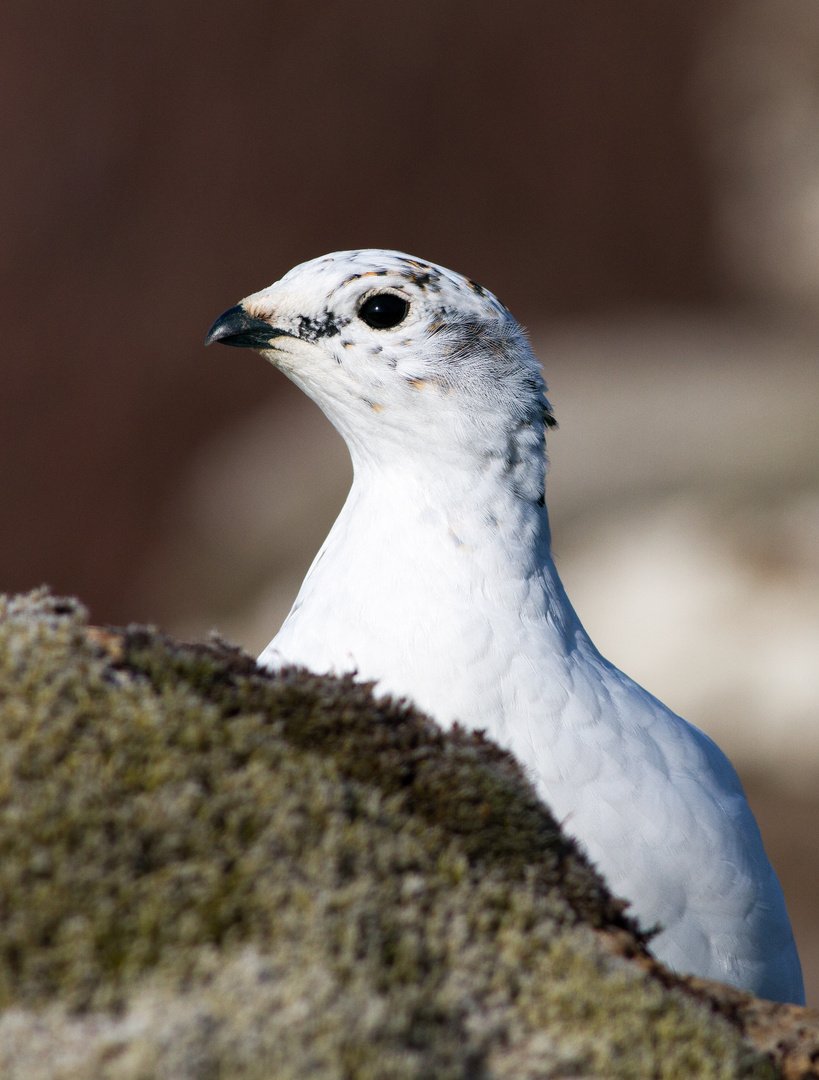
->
206;249;804;1004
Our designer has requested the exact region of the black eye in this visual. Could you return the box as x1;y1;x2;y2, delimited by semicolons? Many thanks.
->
358;292;409;330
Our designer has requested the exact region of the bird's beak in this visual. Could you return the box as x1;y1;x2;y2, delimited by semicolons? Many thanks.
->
204;304;294;349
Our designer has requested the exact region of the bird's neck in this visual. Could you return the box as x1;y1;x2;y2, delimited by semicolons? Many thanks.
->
347;416;553;567
328;420;589;661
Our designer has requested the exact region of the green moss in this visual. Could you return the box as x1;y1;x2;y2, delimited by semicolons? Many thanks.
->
0;590;775;1079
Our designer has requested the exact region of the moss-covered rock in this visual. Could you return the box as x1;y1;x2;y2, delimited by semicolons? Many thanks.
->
0;590;778;1079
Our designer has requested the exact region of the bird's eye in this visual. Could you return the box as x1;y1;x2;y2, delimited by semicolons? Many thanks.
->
358;292;409;330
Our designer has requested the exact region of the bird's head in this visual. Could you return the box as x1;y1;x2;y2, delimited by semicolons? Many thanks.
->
205;249;555;470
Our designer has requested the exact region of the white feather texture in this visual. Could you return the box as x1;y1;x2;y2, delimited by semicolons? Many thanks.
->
207;249;804;1004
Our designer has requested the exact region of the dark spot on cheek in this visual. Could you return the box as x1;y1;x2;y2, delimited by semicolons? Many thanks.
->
297;312;346;342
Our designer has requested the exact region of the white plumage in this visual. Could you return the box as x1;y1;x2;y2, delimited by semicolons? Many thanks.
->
205;249;804;1004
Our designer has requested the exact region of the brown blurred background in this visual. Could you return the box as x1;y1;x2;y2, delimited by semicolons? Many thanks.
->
2;0;817;1000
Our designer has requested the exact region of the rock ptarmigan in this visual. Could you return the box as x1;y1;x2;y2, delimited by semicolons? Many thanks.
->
205;249;805;1004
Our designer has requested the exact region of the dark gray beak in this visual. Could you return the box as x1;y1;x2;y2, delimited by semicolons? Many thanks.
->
204;305;293;348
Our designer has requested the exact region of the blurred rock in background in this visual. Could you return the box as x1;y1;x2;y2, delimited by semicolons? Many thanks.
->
1;0;817;1000
696;0;819;314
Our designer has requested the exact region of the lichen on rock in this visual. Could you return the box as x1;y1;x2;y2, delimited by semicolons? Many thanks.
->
0;589;777;1078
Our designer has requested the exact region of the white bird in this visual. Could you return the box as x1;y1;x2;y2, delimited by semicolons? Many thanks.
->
205;249;804;1004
